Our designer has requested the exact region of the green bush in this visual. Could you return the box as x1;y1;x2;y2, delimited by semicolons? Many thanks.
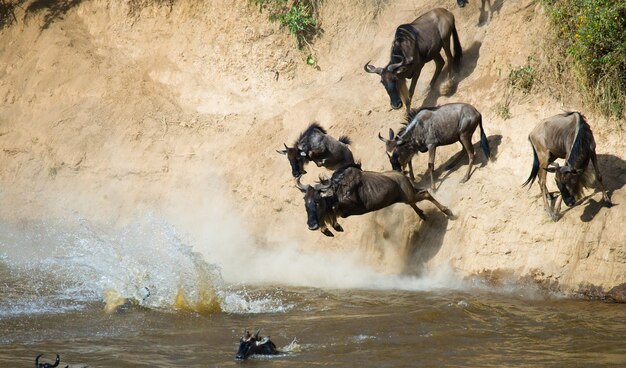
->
543;0;626;118
251;0;319;50
508;59;535;94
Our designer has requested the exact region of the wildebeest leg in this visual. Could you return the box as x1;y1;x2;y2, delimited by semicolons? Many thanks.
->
537;158;556;219
429;54;445;89
407;65;423;112
442;39;454;82
408;160;415;182
414;189;454;218
551;195;563;222
320;225;334;237
427;146;437;190
459;135;475;183
398;77;412;113
409;203;426;220
590;150;612;206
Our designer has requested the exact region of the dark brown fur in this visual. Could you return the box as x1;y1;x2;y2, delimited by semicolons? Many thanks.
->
297;165;453;236
365;8;462;112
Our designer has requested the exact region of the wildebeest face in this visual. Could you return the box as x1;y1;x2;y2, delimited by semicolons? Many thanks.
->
389;150;403;172
277;144;307;177
296;177;332;231
381;70;403;110
546;164;583;207
365;62;403;110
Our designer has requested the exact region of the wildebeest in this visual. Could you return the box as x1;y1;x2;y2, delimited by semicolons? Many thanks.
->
35;354;63;368
379;103;491;190
522;111;611;221
277;122;355;177
296;164;453;237
235;329;279;360
364;8;462;112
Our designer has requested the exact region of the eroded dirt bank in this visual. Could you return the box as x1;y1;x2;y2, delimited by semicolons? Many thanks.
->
0;0;624;294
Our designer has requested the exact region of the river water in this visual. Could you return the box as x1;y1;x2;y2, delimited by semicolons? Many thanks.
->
1;218;625;367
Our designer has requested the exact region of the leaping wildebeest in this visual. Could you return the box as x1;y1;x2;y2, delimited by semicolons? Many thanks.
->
296;164;453;237
278;122;355;177
379;103;491;190
364;8;462;112
522;111;611;221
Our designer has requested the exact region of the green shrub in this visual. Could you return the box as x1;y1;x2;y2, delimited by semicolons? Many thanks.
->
542;0;626;118
251;0;320;51
508;59;535;94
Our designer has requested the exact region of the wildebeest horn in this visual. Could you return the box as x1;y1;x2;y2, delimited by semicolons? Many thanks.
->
378;132;389;143
295;176;310;193
364;61;383;75
549;162;560;168
36;354;42;365
277;143;288;155
389;128;395;140
53;354;60;367
315;180;332;191
254;328;261;339
387;59;404;72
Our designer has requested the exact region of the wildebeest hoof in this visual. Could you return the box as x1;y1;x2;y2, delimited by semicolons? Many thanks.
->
460;177;469;183
550;213;560;222
604;199;613;208
322;228;334;237
418;212;427;221
443;209;455;218
333;223;344;232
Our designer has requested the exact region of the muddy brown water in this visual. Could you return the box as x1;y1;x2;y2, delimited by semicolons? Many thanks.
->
1;219;625;367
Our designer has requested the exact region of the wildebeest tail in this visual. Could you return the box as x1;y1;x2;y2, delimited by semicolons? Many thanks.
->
478;115;491;160
338;135;352;145
522;138;539;188
451;23;462;71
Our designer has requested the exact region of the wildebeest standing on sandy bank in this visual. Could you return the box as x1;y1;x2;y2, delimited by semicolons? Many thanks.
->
364;8;462;112
380;103;491;190
523;111;611;221
296;164;453;237
278;122;355;177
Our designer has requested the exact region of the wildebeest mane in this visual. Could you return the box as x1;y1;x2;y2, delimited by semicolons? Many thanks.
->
295;122;327;146
330;162;362;184
390;24;418;64
396;106;440;136
567;112;595;198
566;112;591;167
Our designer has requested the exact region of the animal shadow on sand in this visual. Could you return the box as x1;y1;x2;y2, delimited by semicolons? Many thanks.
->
415;134;502;191
421;41;482;108
403;211;449;275
478;0;505;27
574;154;624;222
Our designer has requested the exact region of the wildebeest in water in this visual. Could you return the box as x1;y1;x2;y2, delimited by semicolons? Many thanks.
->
35;354;66;368
364;8;462;112
296;164;453;237
379;103;491;189
277;122;355;177
235;329;279;360
523;111;611;221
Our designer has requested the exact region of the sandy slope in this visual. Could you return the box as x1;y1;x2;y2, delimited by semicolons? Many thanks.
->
0;0;624;293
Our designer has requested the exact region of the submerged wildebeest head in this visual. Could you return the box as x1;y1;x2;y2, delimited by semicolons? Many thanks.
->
35;354;60;368
235;329;278;360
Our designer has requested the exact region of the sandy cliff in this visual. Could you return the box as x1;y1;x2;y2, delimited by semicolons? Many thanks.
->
0;0;624;295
